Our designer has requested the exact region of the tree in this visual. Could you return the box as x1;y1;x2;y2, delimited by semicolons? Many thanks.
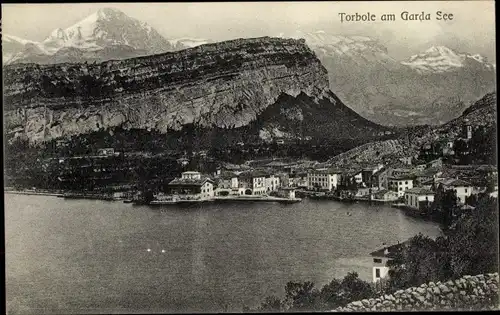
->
446;195;498;277
432;184;460;231
282;281;319;311
259;295;283;312
386;193;498;296
335;272;373;306
386;233;451;291
258;273;375;312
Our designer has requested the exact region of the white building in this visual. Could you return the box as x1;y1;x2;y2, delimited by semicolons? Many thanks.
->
289;173;308;188
388;175;414;198
239;171;271;195
404;188;435;211
277;187;297;199
369;241;408;285
307;168;340;191
440;178;473;204
265;174;280;193
167;172;215;201
215;172;246;196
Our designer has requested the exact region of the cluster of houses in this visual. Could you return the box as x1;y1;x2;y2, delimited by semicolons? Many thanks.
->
155;154;497;207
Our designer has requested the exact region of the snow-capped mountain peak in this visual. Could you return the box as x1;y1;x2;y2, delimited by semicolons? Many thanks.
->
402;45;495;74
278;30;394;65
39;7;177;54
5;7;184;64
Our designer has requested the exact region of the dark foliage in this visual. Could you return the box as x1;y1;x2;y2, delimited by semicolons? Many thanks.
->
258;272;374;312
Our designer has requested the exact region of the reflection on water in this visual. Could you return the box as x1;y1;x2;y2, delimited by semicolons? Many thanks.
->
5;194;442;314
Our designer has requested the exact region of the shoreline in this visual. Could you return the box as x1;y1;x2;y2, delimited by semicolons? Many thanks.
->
4;190;64;197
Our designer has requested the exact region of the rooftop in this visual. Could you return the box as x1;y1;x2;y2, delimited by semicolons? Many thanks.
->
168;177;213;186
404;187;435;195
219;171;238;179
239;170;271;178
440;178;472;187
309;168;343;174
389;175;414;180
182;171;201;174
370;241;409;258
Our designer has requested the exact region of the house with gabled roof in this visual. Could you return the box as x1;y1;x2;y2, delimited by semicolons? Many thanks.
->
438;178;473;204
388;174;414;198
369;240;409;284
167;171;215;201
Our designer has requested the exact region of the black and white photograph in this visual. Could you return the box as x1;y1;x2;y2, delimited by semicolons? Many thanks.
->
3;1;498;313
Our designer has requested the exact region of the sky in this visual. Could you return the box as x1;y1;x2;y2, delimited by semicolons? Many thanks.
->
1;1;496;62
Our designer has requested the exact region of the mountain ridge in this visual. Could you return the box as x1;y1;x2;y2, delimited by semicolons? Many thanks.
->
278;31;495;126
3;8;189;65
6;36;387;145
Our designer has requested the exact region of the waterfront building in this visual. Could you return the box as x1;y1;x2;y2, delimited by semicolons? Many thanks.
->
388;175;414;198
361;164;384;187
353;170;363;185
404;188;435;211
217;172;239;189
265;174;280;193
355;187;373;198
167;171;215;201
373;189;398;201
276;187;297;199
238;170;268;195
289;172;308;188
439;178;473;205
276;173;289;188
371;166;391;189
307;168;341;191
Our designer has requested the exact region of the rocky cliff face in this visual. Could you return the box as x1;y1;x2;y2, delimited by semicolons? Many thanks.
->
4;37;330;143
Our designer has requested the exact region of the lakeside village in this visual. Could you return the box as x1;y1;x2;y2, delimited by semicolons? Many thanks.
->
8;121;497;212
5;121;497;289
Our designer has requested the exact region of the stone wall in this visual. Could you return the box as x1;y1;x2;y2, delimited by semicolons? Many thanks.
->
333;273;499;312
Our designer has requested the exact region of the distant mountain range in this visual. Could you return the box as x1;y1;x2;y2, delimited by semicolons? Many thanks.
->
279;31;496;126
3;8;209;64
2;9;495;129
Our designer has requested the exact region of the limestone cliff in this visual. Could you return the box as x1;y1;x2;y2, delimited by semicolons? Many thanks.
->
4;37;330;143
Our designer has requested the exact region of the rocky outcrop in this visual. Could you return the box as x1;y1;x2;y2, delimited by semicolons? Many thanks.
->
332;273;499;312
4;37;329;143
327;139;406;166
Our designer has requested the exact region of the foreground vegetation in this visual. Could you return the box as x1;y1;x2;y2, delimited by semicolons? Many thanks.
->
255;193;498;312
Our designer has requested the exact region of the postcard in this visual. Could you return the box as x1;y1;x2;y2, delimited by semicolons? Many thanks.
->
3;1;498;313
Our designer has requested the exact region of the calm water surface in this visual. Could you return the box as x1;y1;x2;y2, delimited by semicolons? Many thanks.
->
5;194;442;314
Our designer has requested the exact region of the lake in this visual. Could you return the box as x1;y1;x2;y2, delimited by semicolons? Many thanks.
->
5;194;442;314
